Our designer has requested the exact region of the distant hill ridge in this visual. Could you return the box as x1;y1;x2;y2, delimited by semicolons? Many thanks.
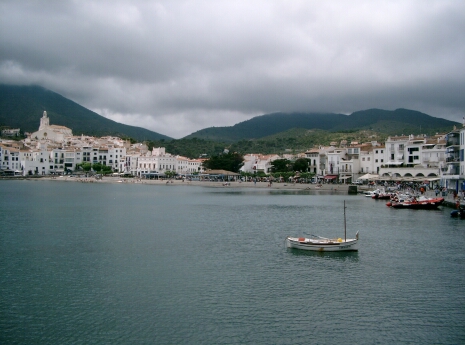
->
0;84;459;144
0;84;172;141
185;109;459;142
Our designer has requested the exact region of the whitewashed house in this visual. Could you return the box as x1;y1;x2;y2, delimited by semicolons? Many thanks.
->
137;147;177;176
240;154;280;174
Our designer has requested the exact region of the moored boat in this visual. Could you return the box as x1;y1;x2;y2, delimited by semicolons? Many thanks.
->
451;205;465;219
286;201;359;252
388;195;444;209
364;189;380;197
371;189;392;200
286;233;359;251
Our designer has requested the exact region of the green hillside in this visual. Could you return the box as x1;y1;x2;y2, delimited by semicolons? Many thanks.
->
185;109;458;142
0;84;172;141
1;84;460;158
184;112;345;142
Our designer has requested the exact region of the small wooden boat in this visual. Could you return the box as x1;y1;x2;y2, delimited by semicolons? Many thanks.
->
286;201;359;252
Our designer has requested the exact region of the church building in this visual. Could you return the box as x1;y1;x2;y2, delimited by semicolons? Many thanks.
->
29;111;73;142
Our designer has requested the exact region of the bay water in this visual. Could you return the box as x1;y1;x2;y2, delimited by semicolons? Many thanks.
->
1;180;464;344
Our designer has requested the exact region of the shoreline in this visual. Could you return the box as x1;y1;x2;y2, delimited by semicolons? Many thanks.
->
2;175;351;192
3;176;461;208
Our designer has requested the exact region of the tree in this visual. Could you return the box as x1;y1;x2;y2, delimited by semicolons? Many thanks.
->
165;170;176;178
293;158;310;172
271;159;292;173
203;152;244;173
76;162;92;171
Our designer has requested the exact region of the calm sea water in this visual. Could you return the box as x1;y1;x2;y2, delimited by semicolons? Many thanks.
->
1;180;464;344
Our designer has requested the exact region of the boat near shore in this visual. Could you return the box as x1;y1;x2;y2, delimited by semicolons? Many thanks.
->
386;194;444;209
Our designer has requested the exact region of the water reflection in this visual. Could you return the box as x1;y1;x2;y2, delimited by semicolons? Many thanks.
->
287;247;360;262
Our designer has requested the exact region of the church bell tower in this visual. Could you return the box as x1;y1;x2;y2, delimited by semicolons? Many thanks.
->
39;111;49;130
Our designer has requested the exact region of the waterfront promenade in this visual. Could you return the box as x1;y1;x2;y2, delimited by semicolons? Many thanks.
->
37;175;351;192
3;175;462;207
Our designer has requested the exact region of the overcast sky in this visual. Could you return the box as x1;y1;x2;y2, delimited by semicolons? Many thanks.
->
1;0;464;138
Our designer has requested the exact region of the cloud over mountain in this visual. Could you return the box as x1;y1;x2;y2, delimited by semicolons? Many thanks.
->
1;0;464;138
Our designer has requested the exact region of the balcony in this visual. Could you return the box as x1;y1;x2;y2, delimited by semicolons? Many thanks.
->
444;167;460;175
446;157;460;163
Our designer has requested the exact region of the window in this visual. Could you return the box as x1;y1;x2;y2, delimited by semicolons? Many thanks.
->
399;144;404;150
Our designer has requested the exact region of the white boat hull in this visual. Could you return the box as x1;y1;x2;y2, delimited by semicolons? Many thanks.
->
286;236;359;252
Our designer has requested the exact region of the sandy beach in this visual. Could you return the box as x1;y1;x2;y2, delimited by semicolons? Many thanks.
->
24;175;352;193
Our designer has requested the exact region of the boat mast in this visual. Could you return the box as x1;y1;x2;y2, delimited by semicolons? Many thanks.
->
344;200;347;242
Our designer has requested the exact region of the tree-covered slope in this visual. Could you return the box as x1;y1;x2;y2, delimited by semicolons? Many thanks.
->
0;84;172;141
185;109;458;142
184;112;346;142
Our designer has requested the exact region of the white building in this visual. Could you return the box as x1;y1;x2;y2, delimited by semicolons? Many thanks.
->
175;156;204;175
240;154;280;174
1;128;20;137
0;145;21;173
137;147;177;176
29;111;73;142
304;150;320;174
441;126;464;192
379;134;446;180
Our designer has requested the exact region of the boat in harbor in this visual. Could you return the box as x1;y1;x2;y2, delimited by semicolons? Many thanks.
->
387;194;444;209
286;201;359;252
364;189;380;197
371;188;392;200
451;205;465;219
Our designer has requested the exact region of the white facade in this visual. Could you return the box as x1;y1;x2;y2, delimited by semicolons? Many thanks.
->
360;150;374;174
29;111;73;142
304;150;320;174
240;154;280;174
175;156;203;174
137;147;177;176
1;128;20;137
441;127;463;191
0;145;21;172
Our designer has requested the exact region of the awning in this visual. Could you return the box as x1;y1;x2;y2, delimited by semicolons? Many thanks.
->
324;175;337;179
339;175;352;179
358;173;379;180
386;162;403;165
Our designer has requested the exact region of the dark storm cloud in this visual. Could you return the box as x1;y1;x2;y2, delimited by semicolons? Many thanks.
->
1;0;464;138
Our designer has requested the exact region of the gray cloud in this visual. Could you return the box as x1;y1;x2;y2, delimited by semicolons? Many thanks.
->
1;0;464;138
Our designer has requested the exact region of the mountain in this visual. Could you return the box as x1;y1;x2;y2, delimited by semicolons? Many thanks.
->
0;84;172;141
184;109;459;142
1;84;459;147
